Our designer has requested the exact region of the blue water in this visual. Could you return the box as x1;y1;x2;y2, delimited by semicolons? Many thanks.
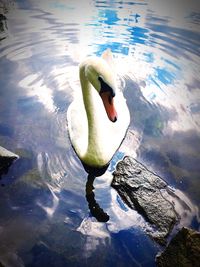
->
0;0;200;266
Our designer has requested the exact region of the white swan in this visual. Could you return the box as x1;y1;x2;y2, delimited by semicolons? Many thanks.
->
67;51;130;169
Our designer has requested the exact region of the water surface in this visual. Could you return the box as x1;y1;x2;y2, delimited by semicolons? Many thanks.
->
0;0;200;266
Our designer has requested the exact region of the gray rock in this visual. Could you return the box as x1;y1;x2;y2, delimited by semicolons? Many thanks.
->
111;156;178;244
156;227;200;267
0;146;19;173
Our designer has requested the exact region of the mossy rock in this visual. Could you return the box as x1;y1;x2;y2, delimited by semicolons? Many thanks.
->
156;227;200;267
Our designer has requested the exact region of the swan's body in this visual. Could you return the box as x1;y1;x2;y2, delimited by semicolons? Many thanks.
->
67;53;130;169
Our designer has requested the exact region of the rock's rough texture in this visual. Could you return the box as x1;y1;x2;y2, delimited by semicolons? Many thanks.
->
0;146;19;174
156;227;200;267
111;156;178;244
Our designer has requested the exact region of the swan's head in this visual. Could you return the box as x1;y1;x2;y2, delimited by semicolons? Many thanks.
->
84;58;118;122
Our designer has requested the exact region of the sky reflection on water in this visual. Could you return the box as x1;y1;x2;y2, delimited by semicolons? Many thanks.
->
0;0;200;266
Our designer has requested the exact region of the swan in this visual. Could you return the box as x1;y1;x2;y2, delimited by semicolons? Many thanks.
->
67;51;130;171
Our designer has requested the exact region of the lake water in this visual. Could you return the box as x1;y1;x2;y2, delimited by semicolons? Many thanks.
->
0;0;200;266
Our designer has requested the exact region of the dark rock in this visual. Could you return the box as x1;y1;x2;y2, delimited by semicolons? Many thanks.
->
156;227;200;267
0;146;19;175
111;156;178;244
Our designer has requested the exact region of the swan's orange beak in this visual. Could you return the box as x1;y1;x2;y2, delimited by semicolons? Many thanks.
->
100;91;118;122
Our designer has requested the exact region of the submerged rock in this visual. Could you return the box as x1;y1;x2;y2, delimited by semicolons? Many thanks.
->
0;146;19;175
156;227;200;267
111;156;178;244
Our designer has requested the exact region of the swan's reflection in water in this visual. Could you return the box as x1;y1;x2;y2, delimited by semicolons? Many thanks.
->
86;174;110;223
83;151;125;223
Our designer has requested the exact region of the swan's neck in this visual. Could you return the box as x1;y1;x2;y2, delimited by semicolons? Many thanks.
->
79;65;104;163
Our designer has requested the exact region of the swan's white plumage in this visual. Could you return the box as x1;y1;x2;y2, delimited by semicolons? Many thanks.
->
67;53;130;168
